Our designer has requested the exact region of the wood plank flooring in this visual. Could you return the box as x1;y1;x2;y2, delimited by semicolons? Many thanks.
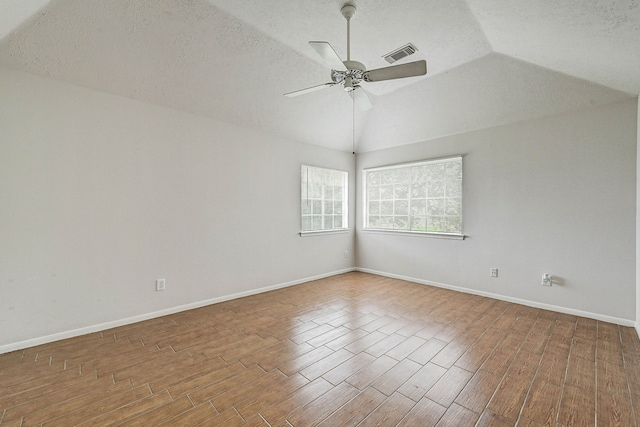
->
1;272;639;426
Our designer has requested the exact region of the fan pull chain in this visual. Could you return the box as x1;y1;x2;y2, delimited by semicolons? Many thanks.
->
352;99;356;155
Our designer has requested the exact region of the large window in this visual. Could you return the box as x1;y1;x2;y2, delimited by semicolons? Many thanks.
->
301;165;348;233
364;156;462;235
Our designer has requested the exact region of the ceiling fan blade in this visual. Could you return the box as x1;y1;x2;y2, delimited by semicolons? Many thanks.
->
284;82;337;97
364;60;427;82
349;86;373;111
309;41;347;71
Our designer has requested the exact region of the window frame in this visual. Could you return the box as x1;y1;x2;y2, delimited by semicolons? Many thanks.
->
300;164;349;236
362;156;465;239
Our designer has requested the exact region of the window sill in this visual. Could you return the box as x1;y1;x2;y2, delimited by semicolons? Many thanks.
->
299;229;350;237
362;228;466;240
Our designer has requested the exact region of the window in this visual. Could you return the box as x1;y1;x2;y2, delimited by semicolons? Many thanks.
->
301;165;348;233
364;156;462;235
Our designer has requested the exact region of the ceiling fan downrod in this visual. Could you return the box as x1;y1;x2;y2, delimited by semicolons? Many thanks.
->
341;4;356;61
338;4;366;92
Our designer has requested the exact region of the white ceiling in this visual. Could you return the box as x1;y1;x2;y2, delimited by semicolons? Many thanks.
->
0;0;638;152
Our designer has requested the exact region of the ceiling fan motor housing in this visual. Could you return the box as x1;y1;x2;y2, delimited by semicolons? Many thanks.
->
331;60;366;89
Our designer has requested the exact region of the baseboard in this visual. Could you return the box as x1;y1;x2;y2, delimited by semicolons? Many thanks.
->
356;268;635;327
0;268;356;355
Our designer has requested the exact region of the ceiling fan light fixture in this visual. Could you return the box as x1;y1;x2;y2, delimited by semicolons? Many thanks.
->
344;76;354;92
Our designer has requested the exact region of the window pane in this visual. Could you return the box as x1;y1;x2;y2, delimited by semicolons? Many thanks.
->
324;200;334;215
412;165;427;183
445;160;462;178
445;217;461;233
380;185;394;200
427;163;445;178
331;173;343;185
394;184;409;199
324;186;334;200
312;200;322;214
394;216;409;230
369;171;381;185
395;200;409;215
427;216;444;232
368;185;380;200
368;201;380;215
411;199;426;215
323;216;333;229
301;165;348;232
381;201;394;215
334;185;343;200
445;198;461;216
427;180;445;197
446;179;462;198
428;199;444;216
412;183;426;198
313;215;322;229
311;183;323;198
380;216;394;228
302;216;312;230
411;216;426;231
381;170;394;184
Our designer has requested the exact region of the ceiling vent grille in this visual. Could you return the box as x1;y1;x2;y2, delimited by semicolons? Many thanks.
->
383;43;418;64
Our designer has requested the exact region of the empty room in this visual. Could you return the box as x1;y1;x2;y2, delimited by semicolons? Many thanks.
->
1;0;639;426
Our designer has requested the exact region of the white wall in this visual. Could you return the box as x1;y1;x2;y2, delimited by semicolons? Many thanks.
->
0;67;355;351
357;99;637;324
2;64;637;352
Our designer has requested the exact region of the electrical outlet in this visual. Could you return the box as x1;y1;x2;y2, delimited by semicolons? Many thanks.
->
156;279;166;291
490;268;498;278
542;274;552;286
344;251;349;258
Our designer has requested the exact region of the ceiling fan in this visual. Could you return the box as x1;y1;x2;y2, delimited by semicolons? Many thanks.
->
284;3;427;110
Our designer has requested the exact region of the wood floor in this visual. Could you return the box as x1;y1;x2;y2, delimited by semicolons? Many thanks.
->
1;272;639;426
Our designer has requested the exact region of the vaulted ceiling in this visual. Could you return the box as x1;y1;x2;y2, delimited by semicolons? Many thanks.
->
1;0;638;152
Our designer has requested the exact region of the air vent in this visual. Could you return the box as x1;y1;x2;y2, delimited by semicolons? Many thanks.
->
383;43;418;64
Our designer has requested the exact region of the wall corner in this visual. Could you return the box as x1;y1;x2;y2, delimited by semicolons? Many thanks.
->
636;96;640;339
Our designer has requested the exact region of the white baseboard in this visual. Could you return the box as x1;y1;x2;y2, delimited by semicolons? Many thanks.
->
0;268;356;355
357;268;636;327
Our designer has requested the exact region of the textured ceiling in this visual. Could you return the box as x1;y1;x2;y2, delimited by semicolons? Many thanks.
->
0;0;638;152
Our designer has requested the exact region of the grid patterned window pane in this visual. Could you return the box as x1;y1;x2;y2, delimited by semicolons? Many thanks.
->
301;165;348;232
364;157;462;234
